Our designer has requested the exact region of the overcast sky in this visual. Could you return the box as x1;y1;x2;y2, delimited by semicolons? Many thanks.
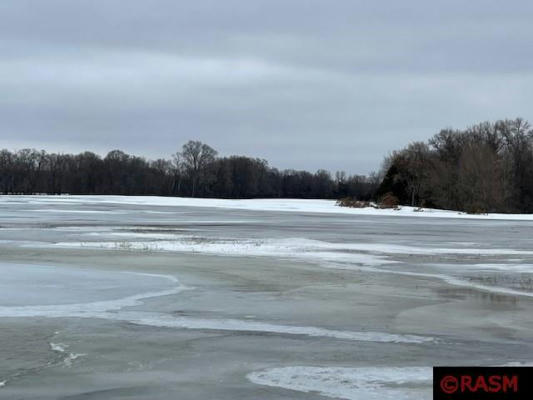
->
1;1;532;174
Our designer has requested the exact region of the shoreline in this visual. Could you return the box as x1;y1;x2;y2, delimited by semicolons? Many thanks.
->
3;194;533;221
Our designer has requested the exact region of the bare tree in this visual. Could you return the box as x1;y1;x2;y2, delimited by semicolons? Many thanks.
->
179;140;218;197
171;152;185;195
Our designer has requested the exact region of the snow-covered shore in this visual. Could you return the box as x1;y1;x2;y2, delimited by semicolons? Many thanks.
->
4;195;533;221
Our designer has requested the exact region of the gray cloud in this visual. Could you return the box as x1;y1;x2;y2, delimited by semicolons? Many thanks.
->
1;0;532;173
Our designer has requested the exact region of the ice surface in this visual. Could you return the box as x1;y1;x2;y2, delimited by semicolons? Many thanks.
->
2;195;533;399
48;235;533;298
0;263;184;307
0;263;433;343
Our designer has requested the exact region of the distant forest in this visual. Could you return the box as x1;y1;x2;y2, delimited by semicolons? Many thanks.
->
377;118;533;214
2;118;533;214
0;141;377;200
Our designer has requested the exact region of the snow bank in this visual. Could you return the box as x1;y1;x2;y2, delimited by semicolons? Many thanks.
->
247;366;432;400
54;237;396;266
5;195;533;220
121;313;433;343
50;342;86;367
56;235;533;257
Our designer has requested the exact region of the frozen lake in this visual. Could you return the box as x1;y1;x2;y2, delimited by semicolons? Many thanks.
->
1;196;533;399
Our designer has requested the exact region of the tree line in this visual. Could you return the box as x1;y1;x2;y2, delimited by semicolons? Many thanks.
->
0;141;378;199
376;118;533;213
4;118;532;213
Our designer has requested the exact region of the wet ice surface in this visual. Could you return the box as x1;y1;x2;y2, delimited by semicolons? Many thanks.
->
0;264;177;307
1;195;533;399
0;263;431;344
